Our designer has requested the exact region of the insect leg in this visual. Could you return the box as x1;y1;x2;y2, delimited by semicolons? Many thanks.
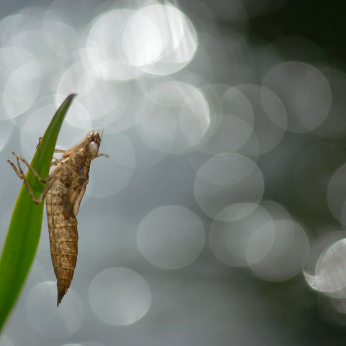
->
95;153;109;159
36;137;43;149
22;172;58;205
8;159;24;179
51;158;62;167
8;151;62;205
10;151;48;183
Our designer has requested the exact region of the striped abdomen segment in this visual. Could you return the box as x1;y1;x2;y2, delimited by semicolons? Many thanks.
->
46;182;79;305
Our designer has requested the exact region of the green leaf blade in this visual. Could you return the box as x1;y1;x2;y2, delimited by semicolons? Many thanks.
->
0;94;76;331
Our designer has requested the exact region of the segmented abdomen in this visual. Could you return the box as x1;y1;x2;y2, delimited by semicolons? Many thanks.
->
46;180;78;305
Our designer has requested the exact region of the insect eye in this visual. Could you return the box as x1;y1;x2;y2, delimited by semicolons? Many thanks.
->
87;142;99;157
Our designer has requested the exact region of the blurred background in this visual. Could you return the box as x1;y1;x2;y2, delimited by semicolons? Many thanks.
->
1;0;346;345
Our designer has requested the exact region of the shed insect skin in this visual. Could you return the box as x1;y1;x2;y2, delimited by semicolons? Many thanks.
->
8;131;108;306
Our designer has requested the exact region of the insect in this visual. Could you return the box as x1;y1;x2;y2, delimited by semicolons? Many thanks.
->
8;131;108;305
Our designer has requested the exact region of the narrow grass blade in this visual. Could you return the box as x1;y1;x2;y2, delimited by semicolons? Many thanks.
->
0;94;76;331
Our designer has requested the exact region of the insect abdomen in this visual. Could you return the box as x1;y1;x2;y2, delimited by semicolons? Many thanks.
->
46;182;79;306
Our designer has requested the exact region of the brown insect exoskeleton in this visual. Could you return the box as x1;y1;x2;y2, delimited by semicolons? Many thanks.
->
8;131;108;306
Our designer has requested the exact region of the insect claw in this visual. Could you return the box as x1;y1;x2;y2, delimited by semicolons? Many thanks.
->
12;151;20;160
36;137;43;149
96;153;109;159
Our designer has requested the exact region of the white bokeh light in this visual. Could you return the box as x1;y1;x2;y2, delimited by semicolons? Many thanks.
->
305;239;346;294
208;115;252;153
43;10;78;58
19;98;87;159
0;47;37;120
194;153;264;220
317;294;346;326
4;60;40;119
295;144;346;212
86;131;135;198
197;86;255;155
330;297;346;314
101;94;139;133
304;231;346;298
11;29;64;69
327;164;346;224
137;205;205;269
0;335;13;346
244;200;292;266
89;268;151;326
80;342;107;346
123;7;166;67
123;126;170;167
25;281;83;339
126;3;198;75
248;220;310;282
260;200;292;221
263;62;331;133
57;60;130;121
86;8;142;81
0;120;12;152
237;84;287;154
314;68;346;139
210;205;272;267
136;81;210;154
221;86;254;127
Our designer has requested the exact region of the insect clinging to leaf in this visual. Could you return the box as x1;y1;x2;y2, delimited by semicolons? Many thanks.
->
8;131;108;305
